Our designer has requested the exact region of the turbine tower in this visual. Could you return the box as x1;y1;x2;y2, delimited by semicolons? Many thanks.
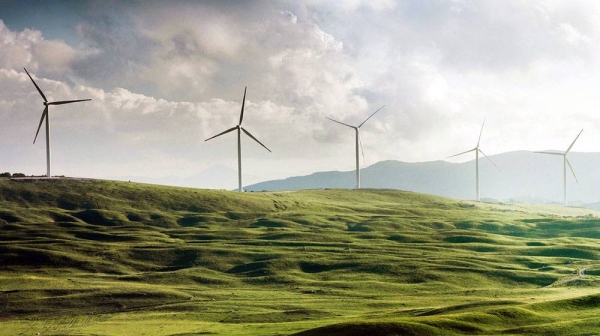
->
24;68;92;178
205;87;271;192
448;118;500;202
535;129;583;206
326;106;385;189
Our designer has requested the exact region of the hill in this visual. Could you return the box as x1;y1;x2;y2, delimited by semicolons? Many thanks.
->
1;178;600;335
245;151;600;205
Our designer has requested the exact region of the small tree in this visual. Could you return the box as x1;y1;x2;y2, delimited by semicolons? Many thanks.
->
0;172;10;178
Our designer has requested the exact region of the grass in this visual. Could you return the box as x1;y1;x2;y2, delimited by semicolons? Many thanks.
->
1;178;600;335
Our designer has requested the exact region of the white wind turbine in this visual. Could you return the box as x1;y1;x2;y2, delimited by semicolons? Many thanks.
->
535;129;583;206
326;106;385;189
448;118;500;202
24;68;92;178
205;87;271;192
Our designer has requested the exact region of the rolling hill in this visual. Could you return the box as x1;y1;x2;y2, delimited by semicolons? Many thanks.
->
1;178;600;335
245;151;600;205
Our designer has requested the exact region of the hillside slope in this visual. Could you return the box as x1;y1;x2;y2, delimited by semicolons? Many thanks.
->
1;178;600;335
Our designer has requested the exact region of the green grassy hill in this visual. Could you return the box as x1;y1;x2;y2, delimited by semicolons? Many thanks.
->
1;178;600;335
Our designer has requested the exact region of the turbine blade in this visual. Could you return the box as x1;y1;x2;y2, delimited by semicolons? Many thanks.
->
566;129;584;153
325;117;355;129
48;99;91;105
534;151;564;156
23;67;47;102
479;149;501;172
566;157;579;183
448;148;476;158
477;117;486;147
359;133;366;165
358;105;385;128
241;127;271;152
239;87;247;125
204;126;238;142
33;106;48;144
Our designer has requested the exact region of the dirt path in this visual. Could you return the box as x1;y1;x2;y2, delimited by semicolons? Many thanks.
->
545;267;588;288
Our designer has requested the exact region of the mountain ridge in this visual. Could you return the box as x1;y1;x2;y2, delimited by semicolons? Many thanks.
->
246;150;600;204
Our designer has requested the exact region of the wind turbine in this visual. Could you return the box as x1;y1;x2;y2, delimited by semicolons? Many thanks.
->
535;129;583;206
326;106;385;189
448;118;500;202
24;68;92;178
205;87;271;192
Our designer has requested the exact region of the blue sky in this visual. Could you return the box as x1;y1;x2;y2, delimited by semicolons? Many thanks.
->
0;0;87;42
1;0;600;188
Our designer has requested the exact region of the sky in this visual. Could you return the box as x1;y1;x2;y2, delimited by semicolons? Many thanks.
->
1;0;600;189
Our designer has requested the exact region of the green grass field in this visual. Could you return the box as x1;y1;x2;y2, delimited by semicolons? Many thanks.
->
1;178;600;335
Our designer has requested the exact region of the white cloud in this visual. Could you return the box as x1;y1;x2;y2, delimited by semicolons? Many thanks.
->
0;20;94;79
558;22;591;46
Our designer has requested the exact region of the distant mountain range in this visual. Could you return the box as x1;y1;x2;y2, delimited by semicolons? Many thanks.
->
245;151;600;206
109;164;262;191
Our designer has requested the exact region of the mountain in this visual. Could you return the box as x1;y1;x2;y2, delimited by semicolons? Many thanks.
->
246;151;600;204
108;164;261;190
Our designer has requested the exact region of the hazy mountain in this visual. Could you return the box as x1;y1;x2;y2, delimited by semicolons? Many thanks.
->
109;164;261;190
245;151;600;204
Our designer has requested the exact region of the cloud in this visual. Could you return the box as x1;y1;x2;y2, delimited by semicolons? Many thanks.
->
71;2;369;115
0;20;94;80
298;1;600;154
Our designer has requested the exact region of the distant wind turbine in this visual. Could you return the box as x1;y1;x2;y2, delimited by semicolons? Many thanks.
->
448;118;500;202
24;68;92;178
326;106;385;189
535;129;583;206
205;87;271;192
